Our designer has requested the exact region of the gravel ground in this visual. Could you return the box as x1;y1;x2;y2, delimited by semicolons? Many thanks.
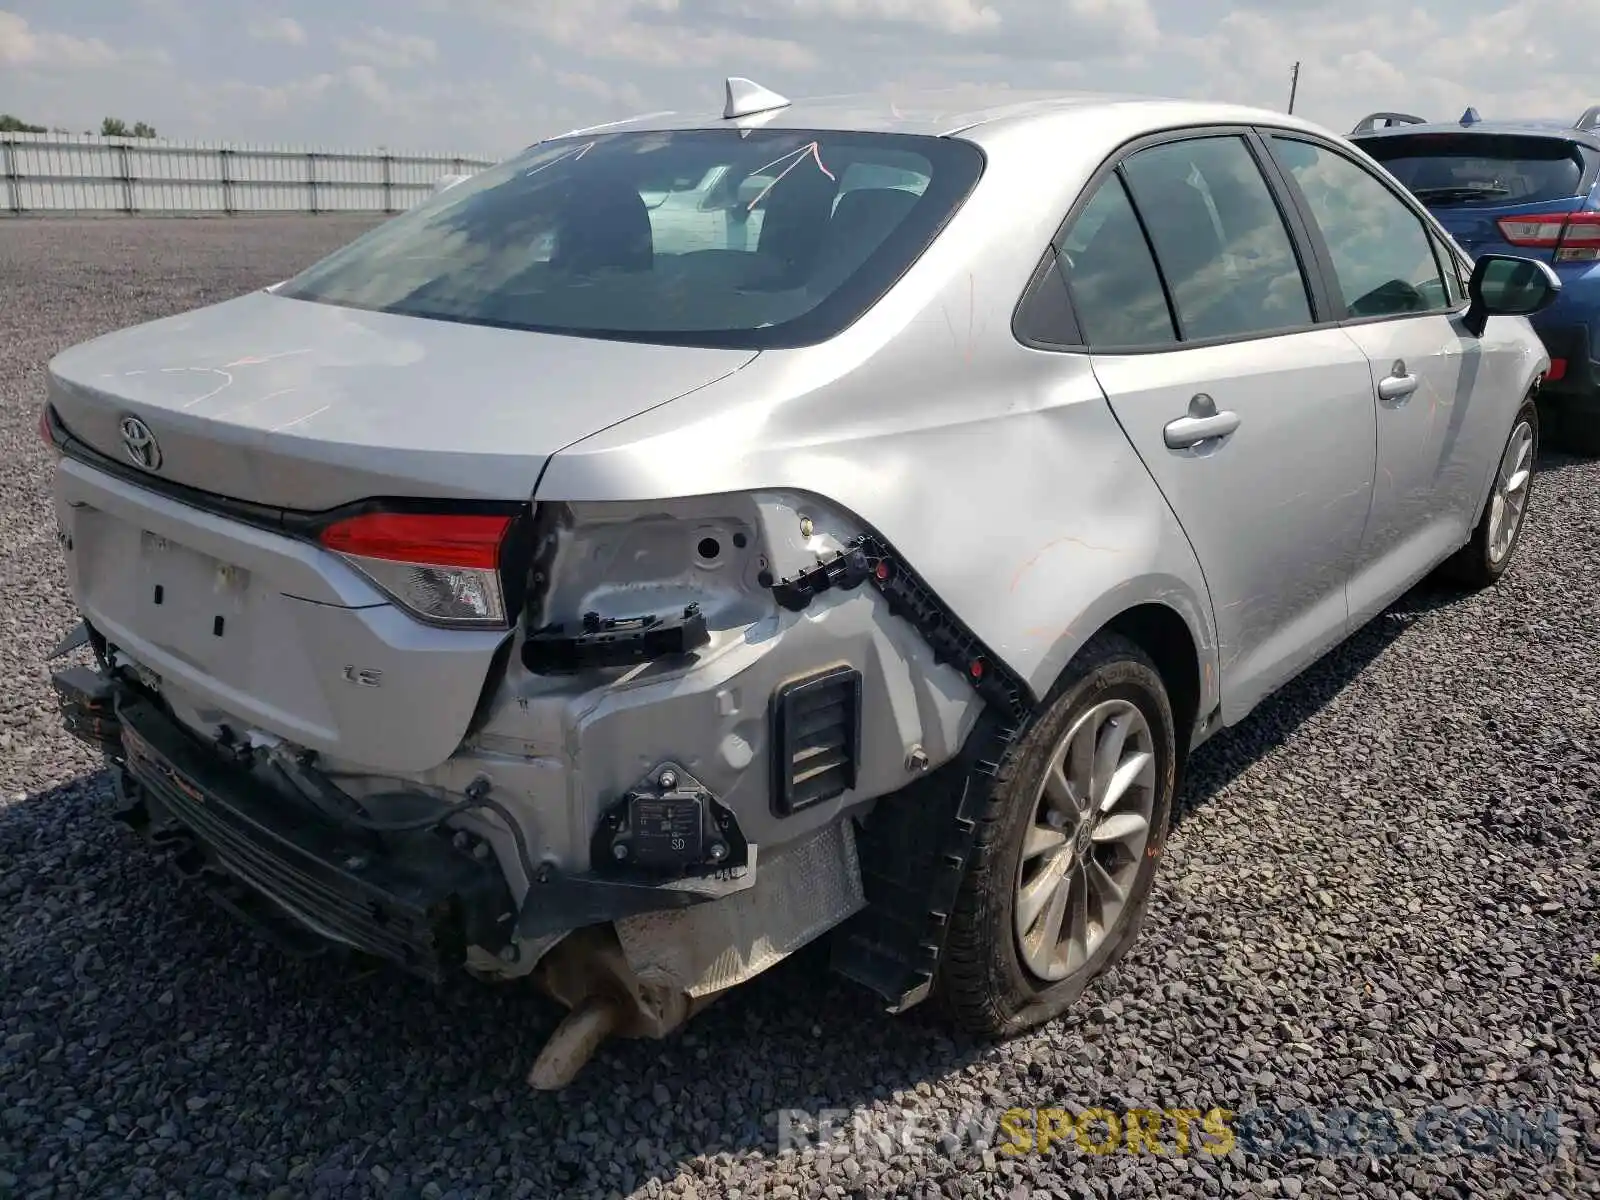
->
1;216;1597;1200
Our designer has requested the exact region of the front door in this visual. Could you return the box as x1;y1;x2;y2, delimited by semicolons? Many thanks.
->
1263;133;1519;625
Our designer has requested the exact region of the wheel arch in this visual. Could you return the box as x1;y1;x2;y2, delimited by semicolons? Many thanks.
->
828;577;1214;1014
1471;375;1544;523
1033;585;1217;754
1101;602;1205;756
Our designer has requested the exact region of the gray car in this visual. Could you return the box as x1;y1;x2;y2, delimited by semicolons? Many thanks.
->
41;79;1560;1088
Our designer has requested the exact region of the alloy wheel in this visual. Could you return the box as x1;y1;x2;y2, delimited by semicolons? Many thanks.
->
1487;418;1535;565
1013;698;1157;982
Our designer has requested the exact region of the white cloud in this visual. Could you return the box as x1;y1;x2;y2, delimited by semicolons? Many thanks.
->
699;0;1157;62
0;9;120;68
197;73;337;121
336;26;438;69
246;16;308;46
342;63;394;105
458;0;819;70
553;69;650;108
735;0;1003;36
4;1;1600;158
1163;1;1600;133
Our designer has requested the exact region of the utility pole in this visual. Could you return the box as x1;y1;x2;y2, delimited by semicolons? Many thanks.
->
1288;62;1301;114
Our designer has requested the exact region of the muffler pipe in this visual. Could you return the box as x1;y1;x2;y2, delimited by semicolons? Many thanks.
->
527;995;624;1090
525;924;712;1091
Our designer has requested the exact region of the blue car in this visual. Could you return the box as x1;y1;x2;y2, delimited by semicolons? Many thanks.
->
1350;106;1600;453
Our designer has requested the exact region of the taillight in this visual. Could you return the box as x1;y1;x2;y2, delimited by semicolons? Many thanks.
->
38;403;58;452
1497;211;1600;261
316;510;519;628
1547;358;1568;382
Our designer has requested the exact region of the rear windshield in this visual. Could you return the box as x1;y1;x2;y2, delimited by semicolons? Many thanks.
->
1361;132;1591;207
276;128;985;349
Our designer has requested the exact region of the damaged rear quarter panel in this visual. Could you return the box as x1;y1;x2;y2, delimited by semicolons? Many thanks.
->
537;349;1219;725
462;492;984;872
530;121;1222;730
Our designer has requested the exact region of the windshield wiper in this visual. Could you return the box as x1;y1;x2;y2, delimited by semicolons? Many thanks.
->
1410;184;1513;202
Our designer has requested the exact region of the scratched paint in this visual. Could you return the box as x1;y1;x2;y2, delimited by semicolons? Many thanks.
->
1009;534;1128;593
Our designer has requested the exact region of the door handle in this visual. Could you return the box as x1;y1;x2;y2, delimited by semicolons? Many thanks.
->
1164;393;1241;450
1377;359;1419;402
1378;374;1418;401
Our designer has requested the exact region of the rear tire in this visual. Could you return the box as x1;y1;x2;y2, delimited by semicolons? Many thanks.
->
936;633;1176;1038
1437;399;1538;590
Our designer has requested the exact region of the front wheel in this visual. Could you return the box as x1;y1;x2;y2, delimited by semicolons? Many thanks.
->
1438;399;1538;590
936;633;1176;1038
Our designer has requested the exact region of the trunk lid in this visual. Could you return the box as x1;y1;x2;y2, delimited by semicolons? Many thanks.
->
47;290;757;511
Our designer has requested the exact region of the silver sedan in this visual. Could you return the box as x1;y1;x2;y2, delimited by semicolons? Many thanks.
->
41;79;1560;1085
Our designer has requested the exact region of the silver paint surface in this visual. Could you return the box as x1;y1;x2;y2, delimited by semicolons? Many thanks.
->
47;90;1551;949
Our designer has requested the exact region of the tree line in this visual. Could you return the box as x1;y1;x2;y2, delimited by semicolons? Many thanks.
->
0;115;158;137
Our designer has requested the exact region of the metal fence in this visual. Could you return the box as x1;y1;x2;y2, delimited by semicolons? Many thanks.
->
0;132;499;215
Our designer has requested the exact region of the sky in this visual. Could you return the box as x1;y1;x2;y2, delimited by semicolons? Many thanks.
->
1;1;1597;159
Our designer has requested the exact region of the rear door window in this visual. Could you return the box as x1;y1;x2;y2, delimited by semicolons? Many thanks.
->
1118;135;1315;341
1056;174;1178;349
1359;133;1590;207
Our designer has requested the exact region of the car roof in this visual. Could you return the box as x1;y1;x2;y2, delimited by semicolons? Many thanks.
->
548;83;1340;144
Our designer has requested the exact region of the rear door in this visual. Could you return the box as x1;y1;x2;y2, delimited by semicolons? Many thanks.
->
1263;132;1522;625
1059;130;1378;723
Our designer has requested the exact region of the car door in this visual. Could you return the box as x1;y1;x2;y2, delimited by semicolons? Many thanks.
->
1261;133;1511;626
1054;131;1378;723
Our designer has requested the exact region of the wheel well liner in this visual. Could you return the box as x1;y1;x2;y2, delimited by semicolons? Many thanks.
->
810;530;1202;1010
1102;603;1202;752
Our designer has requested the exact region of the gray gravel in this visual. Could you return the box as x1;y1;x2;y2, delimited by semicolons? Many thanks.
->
2;216;1598;1200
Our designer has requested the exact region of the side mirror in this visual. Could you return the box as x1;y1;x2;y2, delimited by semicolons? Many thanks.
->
1462;253;1561;338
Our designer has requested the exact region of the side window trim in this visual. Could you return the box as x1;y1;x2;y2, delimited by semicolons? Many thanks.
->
1108;166;1186;342
1259;129;1459;326
1425;229;1466;308
1054;167;1182;349
1012;123;1346;356
1011;241;1085;349
1242;127;1342;325
1011;152;1181;353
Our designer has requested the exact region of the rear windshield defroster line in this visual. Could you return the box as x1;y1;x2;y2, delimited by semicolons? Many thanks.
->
274;128;987;351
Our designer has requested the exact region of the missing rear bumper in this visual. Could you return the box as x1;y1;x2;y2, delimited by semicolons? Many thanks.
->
108;690;520;981
58;662;770;977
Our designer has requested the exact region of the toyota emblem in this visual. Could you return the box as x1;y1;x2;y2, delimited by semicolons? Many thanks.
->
119;415;161;471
